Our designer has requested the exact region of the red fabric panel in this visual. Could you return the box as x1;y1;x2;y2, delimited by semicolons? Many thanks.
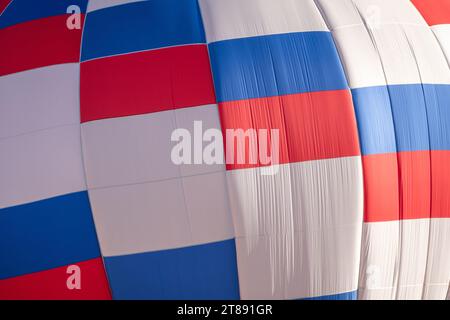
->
0;14;83;76
412;0;450;25
431;150;450;218
80;44;216;122
362;153;400;222
219;89;361;170
0;258;112;300
363;150;441;222
397;150;431;220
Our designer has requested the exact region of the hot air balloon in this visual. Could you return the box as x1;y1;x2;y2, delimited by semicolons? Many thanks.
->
314;0;450;299
0;0;448;300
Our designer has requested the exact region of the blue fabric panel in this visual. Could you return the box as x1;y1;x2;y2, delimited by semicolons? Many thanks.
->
208;31;349;102
303;290;357;300
352;84;450;155
0;191;101;279
104;239;240;300
0;0;88;29
388;84;430;152
352;85;397;155
423;84;450;151
81;0;206;61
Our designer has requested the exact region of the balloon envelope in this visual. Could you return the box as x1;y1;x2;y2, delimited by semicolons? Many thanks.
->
0;0;449;300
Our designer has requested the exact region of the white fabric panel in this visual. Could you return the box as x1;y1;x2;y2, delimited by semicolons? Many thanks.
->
174;104;225;176
328;24;450;88
81;111;179;189
358;219;449;300
316;0;450;88
358;221;399;300
89;171;234;257
0;64;80;139
331;26;387;88
432;25;450;64
396;219;430;299
86;0;146;12
369;25;450;85
182;172;234;244
81;105;225;189
227;156;363;299
198;0;328;43
315;0;427;30
400;26;450;84
236;225;361;299
82;104;234;256
421;218;450;300
0;125;86;209
88;178;189;256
